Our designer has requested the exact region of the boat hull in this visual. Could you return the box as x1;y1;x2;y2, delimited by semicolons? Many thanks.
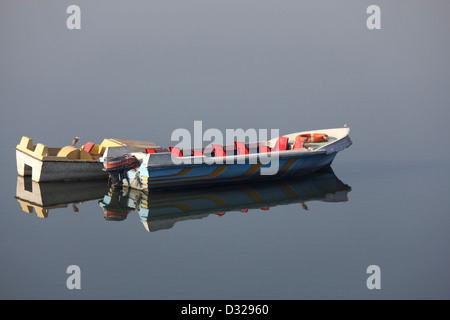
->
125;151;338;190
16;149;107;182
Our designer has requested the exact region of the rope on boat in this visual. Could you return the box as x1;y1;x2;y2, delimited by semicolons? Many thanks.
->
129;169;142;189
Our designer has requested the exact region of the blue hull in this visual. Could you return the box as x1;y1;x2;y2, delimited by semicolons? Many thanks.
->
126;151;338;190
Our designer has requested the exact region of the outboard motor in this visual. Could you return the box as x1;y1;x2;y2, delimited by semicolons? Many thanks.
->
103;154;139;189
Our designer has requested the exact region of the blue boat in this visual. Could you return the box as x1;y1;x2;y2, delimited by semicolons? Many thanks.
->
102;127;352;190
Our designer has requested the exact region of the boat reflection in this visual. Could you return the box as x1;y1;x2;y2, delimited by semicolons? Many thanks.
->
99;167;351;232
15;176;109;218
15;168;351;230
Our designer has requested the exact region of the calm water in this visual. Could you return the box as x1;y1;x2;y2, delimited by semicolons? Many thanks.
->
1;0;450;300
1;158;449;299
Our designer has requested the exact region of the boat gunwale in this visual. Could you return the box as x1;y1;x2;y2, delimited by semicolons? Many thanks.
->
15;147;102;163
138;127;350;169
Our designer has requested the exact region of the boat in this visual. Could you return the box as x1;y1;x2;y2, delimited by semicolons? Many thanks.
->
15;136;161;182
99;167;351;232
103;127;352;190
15;127;352;188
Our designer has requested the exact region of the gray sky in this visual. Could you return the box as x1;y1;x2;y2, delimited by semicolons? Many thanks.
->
1;0;449;163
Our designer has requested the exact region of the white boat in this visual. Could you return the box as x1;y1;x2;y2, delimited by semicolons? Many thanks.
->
15;137;160;182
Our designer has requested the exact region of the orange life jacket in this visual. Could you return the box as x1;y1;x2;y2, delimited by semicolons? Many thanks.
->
299;133;329;143
293;136;308;149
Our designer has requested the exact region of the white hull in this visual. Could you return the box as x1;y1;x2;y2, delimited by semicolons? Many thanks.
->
16;149;107;182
